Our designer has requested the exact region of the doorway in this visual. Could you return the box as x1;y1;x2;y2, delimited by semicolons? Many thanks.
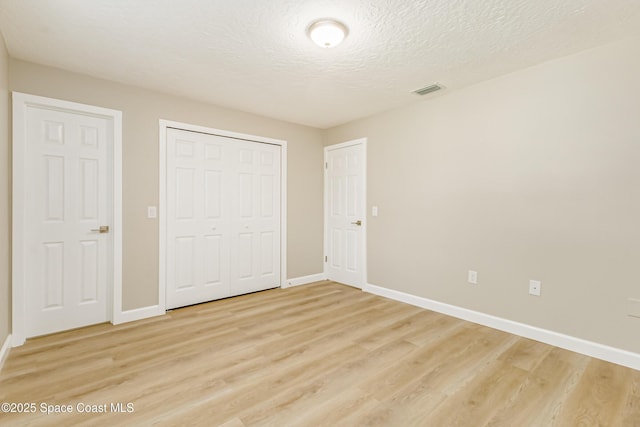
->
324;139;367;288
12;93;122;345
159;120;287;310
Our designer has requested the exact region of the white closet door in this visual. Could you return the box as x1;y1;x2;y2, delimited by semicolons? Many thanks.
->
231;139;281;295
166;128;280;309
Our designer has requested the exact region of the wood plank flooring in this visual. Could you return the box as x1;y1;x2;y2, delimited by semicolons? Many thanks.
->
1;281;639;426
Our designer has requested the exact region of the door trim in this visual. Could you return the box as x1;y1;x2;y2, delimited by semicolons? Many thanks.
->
11;92;123;346
158;119;287;311
323;138;367;288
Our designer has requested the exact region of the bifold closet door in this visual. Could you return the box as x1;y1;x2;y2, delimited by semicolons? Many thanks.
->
166;128;280;309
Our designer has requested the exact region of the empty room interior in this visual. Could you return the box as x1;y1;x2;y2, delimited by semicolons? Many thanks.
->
1;1;640;426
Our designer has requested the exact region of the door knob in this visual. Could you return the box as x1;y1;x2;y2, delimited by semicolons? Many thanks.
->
90;225;110;233
351;220;362;226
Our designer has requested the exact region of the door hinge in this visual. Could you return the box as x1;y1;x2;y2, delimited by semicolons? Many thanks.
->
325;162;328;169
325;256;327;262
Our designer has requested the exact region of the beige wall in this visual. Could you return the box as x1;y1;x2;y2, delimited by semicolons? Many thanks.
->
9;59;324;310
0;34;10;346
325;36;640;353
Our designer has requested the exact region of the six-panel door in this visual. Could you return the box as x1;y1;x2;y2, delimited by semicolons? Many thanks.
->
326;143;365;287
166;129;281;309
24;106;111;337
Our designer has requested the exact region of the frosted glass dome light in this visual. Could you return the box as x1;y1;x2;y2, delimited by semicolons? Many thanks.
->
308;20;348;48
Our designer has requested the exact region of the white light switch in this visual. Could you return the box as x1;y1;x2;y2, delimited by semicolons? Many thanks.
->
372;206;378;217
147;206;157;219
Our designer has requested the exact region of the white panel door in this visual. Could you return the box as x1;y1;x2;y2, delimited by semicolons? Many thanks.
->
231;139;281;295
23;106;111;337
325;141;366;287
166;129;232;309
166;129;280;309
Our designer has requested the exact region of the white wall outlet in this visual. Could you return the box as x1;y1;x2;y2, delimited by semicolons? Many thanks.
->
372;206;378;217
147;206;157;219
529;280;541;296
468;270;478;285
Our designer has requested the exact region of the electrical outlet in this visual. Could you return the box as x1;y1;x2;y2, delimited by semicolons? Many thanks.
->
147;206;157;219
372;206;378;217
529;280;541;296
468;270;478;285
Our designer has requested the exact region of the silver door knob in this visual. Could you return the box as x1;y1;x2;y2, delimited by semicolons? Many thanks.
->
351;220;362;226
90;225;110;233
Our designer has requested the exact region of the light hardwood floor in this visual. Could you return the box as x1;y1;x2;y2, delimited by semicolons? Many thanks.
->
1;281;639;426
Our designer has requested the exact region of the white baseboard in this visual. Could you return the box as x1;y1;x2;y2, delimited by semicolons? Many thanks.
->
0;333;12;373
285;273;326;288
365;283;640;371
113;305;165;325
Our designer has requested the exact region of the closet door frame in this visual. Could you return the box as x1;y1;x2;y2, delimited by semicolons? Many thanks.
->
159;120;287;312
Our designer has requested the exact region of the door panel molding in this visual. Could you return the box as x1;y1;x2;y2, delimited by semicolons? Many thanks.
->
324;138;367;288
12;92;122;346
159;120;287;312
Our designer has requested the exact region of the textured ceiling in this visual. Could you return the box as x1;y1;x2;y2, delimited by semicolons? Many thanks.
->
1;0;640;128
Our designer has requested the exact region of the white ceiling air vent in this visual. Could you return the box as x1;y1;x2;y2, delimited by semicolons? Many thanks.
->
412;83;444;96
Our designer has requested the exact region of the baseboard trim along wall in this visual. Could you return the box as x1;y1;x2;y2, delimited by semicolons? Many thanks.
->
113;305;166;325
364;283;640;371
285;273;326;288
113;274;328;324
0;334;12;373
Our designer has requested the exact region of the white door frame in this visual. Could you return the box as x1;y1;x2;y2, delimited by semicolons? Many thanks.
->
323;138;367;288
12;92;123;346
158;120;288;311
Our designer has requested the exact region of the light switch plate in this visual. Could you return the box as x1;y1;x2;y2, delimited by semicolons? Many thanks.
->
147;206;157;219
372;206;378;217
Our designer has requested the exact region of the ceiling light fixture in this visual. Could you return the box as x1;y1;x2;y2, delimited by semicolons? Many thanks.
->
308;19;348;48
